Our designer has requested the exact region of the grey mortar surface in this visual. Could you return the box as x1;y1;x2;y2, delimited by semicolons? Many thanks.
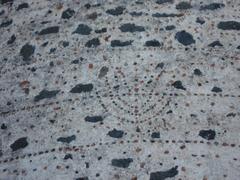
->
0;0;240;179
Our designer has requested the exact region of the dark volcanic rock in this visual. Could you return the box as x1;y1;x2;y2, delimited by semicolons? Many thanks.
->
151;132;160;138
152;13;183;18
175;30;195;46
129;11;143;16
196;17;205;24
176;2;192;10
211;86;222;93
193;68;202;76
217;21;240;30
98;66;109;78
111;40;133;47
95;28;107;33
156;0;173;5
106;6;125;16
111;158;133;168
34;89;60;102
107;129;124;138
85;116;103;123
73;24;92;35
0;19;12;28
70;83;93;93
145;40;162;47
57;135;76;143
172;81;186;90
119;23;145;33
200;3;225;11
16;3;29;11
20;43;35;61
39;26;59;35
199;129;216;140
62;8;75;19
10;137;28;151
7;34;16;44
165;25;175;30
85;38;100;48
208;41;223;47
150;166;178;180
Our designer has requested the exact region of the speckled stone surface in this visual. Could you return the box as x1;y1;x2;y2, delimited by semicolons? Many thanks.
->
0;0;240;180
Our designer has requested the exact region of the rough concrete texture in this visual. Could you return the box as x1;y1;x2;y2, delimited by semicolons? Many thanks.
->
0;0;240;179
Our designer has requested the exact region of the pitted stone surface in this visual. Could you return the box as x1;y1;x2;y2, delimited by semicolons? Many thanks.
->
0;0;240;180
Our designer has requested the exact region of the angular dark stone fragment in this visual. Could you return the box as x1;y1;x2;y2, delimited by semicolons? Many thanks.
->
1;123;7;129
237;45;240;49
20;43;35;61
73;24;92;35
70;83;93;93
61;8;75;19
85;38;100;48
156;0;173;5
106;6;125;16
0;19;12;28
226;112;236;117
175;30;195;46
208;41;223;47
196;17;205;24
111;40;133;47
129;11;143;16
211;86;222;93
200;3;225;10
64;154;73;160
1;0;13;5
0;10;4;16
172;81;186;90
107;129;124;138
150;166;178;180
10;137;28;151
176;2;192;10
111;158;133;168
7;34;16;44
39;26;59;35
57;135;76;143
71;59;79;64
199;129;216;140
16;3;29;11
119;23;145;33
145;40;162;47
151;132;160;138
217;21;240;30
95;28;107;33
165;25;175;30
62;41;69;47
98;66;109;78
76;177;88;180
193;68;202;76
34;89;60;102
152;13;183;18
85;116;103;123
156;62;164;69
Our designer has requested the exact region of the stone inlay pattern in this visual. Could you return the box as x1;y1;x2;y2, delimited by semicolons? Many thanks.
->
0;0;240;179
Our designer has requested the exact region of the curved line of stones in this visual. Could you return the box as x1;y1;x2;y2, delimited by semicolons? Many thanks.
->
0;138;239;165
1;92;240;116
0;47;239;77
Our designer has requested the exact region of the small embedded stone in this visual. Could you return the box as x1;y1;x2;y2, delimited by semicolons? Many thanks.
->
199;129;216;140
175;31;195;46
57;135;76;143
20;43;35;61
85;116;103;123
119;23;145;33
10;137;28;151
111;158;133;168
172;81;186;90
73;24;92;35
211;86;222;93
70;83;93;93
39;26;59;35
107;129;124;138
